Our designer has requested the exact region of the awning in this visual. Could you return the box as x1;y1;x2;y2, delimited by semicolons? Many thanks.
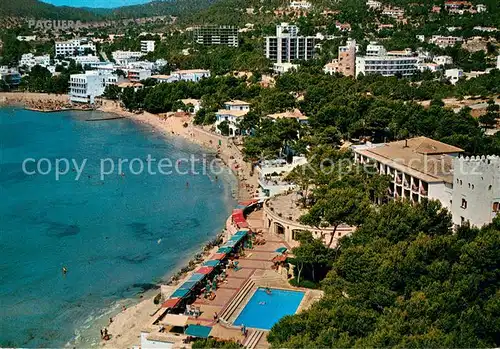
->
161;297;181;308
161;314;189;327
195;266;214;275
275;247;287;254
237;221;249;228
224;240;237;248
211;253;226;260
203;260;220;267
234;230;248;237
189;273;205;282
178;280;198;290
171;288;190;298
273;254;288;263
217;247;232;254
185;324;212;338
238;199;258;207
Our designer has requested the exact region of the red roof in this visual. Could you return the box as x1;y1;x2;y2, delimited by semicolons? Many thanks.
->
161;298;181;308
195;266;214;275
211;253;226;260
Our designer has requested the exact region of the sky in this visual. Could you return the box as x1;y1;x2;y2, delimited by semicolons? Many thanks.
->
40;0;152;8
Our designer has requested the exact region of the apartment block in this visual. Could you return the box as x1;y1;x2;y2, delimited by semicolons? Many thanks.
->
265;23;315;64
55;38;95;57
69;71;117;104
193;25;239;47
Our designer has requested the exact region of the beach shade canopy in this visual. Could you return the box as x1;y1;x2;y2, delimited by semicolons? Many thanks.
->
189;273;205;282
171;288;191;298
211;253;226;260
161;297;181;309
273;254;288;263
234;230;248;237
161;314;189;328
238;199;258;208
236;221;249;228
178;280;198;290
275;247;288;254
185;324;212;338
195;266;214;275
203;260;220;267
224;240;237;248
217;247;233;254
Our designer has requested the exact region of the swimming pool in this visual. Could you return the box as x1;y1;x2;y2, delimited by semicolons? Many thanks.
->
233;288;305;330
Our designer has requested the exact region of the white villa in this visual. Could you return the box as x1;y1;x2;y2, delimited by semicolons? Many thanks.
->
215;100;251;136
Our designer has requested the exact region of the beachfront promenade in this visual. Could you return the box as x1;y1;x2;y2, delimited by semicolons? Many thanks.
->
106;208;322;349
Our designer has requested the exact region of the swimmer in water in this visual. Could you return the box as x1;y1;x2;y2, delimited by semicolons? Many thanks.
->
62;266;67;274
186;181;189;188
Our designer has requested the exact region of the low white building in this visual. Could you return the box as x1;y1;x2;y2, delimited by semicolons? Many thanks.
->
267;109;308;125
73;55;100;65
434;55;453;66
151;69;210;83
273;62;299;74
20;53;50;69
111;50;144;65
366;0;382;9
418;62;440;72
289;1;311;9
127;69;151;82
353;137;499;228
429;35;463;48
17;35;37;41
257;156;308;197
445;68;464;84
69;71;117;104
179;98;202;114
497;55;500;69
55;38;95;57
476;4;487;12
141;40;156;53
215;100;250;136
324;60;340;75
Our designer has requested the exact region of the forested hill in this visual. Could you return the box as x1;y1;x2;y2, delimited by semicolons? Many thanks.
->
0;0;220;20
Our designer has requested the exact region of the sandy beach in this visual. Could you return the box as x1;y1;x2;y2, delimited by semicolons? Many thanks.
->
1;92;260;347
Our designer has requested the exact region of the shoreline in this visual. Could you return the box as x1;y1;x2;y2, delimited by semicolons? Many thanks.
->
1;93;259;348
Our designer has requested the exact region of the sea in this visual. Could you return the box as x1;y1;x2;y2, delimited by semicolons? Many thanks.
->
0;108;237;347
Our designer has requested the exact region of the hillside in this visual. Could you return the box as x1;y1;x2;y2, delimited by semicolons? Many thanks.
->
0;0;100;20
0;0;220;20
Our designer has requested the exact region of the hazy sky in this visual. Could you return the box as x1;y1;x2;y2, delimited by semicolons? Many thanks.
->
40;0;152;8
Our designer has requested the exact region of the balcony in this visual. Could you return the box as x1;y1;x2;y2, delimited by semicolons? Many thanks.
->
411;184;418;192
420;188;428;196
395;176;402;184
403;181;410;188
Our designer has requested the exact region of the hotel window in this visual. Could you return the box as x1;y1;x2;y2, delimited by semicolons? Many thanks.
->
461;199;467;209
493;202;499;212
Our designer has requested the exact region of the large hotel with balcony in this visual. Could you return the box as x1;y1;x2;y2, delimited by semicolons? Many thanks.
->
353;137;499;228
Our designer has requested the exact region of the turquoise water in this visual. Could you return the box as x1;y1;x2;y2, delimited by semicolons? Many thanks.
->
0;108;236;347
233;288;305;330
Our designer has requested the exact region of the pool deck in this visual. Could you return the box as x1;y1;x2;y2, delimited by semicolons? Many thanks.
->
185;209;323;348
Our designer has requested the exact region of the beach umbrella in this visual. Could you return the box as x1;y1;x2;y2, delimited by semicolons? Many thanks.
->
171;288;190;298
185;324;212;338
203;260;220;267
275;247;288;254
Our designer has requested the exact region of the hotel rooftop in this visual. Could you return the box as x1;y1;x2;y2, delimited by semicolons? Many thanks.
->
354;136;464;183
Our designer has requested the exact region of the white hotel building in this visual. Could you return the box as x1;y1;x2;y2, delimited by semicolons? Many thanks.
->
69;71;117;104
20;53;50;69
55;38;96;57
140;40;156;53
353;137;499;228
265;23;316;64
355;42;419;77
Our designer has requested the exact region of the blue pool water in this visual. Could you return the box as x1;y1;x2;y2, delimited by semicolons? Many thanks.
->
0;108;236;347
233;288;305;330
